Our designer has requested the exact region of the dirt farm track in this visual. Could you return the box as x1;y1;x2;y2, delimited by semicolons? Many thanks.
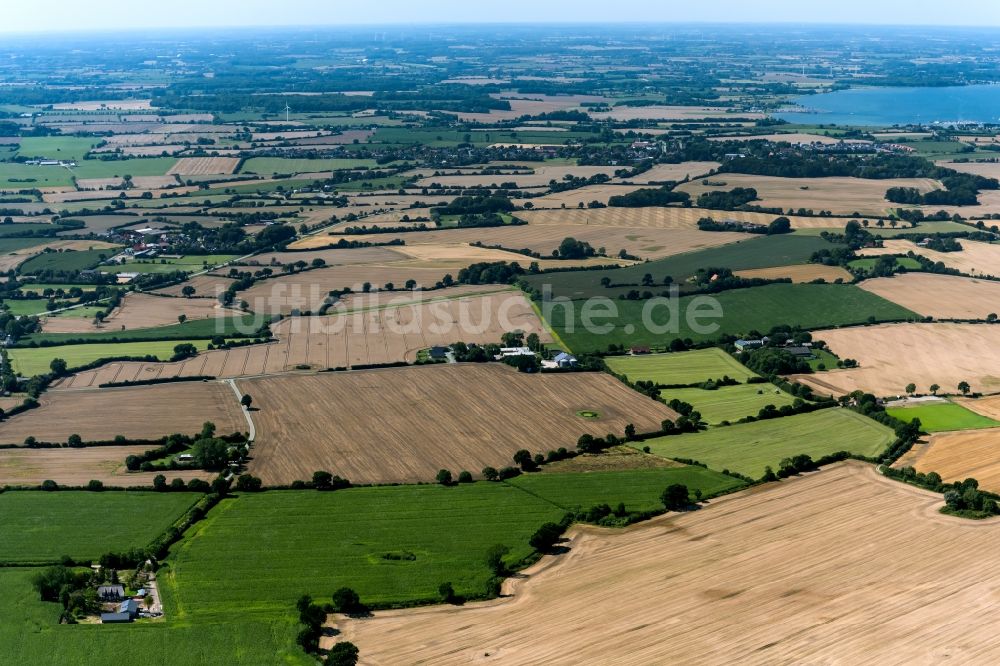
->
333;462;1000;665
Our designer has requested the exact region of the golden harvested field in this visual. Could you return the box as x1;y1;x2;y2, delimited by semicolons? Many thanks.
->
856;239;1000;277
858;273;1000;319
336;461;1000;665
57;290;550;387
959;394;1000;420
515;206;834;230
450;94;610;122
735;263;852;282
676;174;942;216
167;157;241;176
790;323;1000;397
313;224;744;261
41;292;240;333
895;428;1000;493
0;383;244;444
939;161;1000;179
415;165;619;188
0;445;213;487
238;364;676;485
615;161;720;184
75;175;179;190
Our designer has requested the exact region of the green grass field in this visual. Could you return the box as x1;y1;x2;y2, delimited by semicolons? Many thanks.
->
848;256;923;271
8;339;217;375
661;383;798;425
17;283;98;296
605;348;757;384
1;297;53;316
793;220;973;238
18;249;115;274
239;157;377;174
887;401;1000;432
644;408;895;478
169;484;565;618
506;466;744;512
17;136;98;162
524;234;837;300
0;491;197;563
545;283;918;352
0;163;74;189
807;347;840;371
0;238;49;255
0;222;61;236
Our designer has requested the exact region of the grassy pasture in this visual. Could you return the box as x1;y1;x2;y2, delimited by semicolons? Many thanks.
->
17;137;97;162
887;401;1000;432
0;222;60;236
644;408;895;478
17;283;98;295
2;297;52;316
169;484;565;617
661;383;799;425
524;234;836;300
0;238;50;255
0;163;74;189
849;256;923;271
605;348;757;385
8;339;216;375
18;249;114;274
110;254;238;275
546;283;918;352
506;466;744;512
22;313;263;345
0;491;197;563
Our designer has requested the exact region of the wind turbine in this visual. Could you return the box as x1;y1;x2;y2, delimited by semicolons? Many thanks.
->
284;102;291;123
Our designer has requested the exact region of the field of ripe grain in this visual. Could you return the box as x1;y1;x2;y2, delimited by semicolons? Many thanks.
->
318;224;745;261
791;323;1000;397
241;245;409;267
676;174;942;216
40;292;240;333
0;383;244;444
0;444;214;487
856;238;1000;277
735;263;853;282
958;394;1000;420
57;290;551;387
337;462;1000;665
515;205;841;230
895;428;1000;493
858;273;1000;319
151;272;236;298
167;157;241;176
513;184;646;208
238;364;677;485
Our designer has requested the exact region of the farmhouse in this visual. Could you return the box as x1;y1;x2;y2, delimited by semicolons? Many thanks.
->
101;600;138;624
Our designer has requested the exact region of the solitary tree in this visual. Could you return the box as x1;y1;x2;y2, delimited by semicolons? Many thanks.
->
958;381;971;395
331;587;364;615
327;642;360;666
177;314;187;324
436;469;453;486
661;483;690;511
181;286;196;298
930;383;940;396
49;358;67;376
240;394;253;409
905;383;916;395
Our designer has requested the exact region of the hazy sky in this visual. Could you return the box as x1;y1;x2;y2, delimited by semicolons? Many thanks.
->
4;0;1000;33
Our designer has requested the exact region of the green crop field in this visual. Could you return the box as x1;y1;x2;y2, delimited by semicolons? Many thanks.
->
524;234;837;300
0;222;61;236
849;256;922;270
605;348;757;385
644;408;895;478
21;313;265;346
17;283;98;295
69;157;178;179
239;157;377;174
887;401;1000;432
1;297;52;316
661;383;799;425
506;466;744;512
8;339;218;375
794;221;973;238
18;248;116;274
45;306;106;321
0;568;311;665
17;137;98;162
0;163;74;189
545;283;918;352
0;238;49;255
0;491;197;564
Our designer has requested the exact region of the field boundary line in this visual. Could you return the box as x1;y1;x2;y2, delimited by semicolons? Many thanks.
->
226;378;255;441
